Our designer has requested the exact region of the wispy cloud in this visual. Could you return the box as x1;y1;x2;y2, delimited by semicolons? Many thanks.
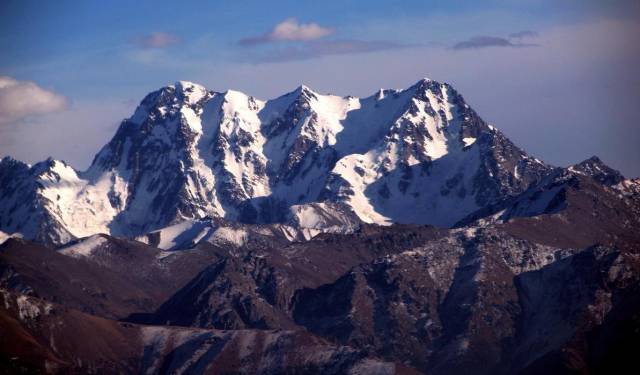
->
131;32;182;49
240;39;414;63
453;33;540;50
239;18;334;46
237;18;413;62
0;76;68;125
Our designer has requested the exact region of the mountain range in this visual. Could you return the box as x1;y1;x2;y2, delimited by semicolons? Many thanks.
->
1;78;552;244
1;78;639;374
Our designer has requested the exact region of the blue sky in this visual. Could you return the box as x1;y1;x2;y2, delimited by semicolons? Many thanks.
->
1;0;639;175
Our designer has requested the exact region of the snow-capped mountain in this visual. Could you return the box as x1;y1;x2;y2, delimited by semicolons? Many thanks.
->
2;78;551;245
2;78;639;375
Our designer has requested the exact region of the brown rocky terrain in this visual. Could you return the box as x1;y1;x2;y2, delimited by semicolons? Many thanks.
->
2;168;639;374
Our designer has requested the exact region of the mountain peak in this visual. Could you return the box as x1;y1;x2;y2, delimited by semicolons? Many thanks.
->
406;77;450;102
569;155;624;185
411;77;437;88
0;155;21;166
222;89;261;112
582;155;603;164
295;84;313;93
223;88;250;101
31;158;79;181
271;84;319;111
0;156;29;174
289;84;320;99
174;80;204;88
172;80;211;105
32;157;58;171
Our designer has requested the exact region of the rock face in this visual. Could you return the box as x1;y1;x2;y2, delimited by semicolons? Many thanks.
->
2;217;639;374
0;289;414;375
1;77;639;374
0;78;550;245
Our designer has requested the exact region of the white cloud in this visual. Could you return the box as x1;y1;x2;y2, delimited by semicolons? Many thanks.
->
270;18;334;41
0;76;68;125
240;18;334;45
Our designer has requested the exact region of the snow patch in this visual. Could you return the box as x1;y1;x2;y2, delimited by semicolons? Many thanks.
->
0;231;23;245
142;220;213;250
206;227;248;247
17;295;41;320
349;359;395;375
59;235;108;258
462;137;476;147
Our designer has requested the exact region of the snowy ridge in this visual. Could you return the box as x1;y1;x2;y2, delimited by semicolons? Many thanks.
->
59;234;109;258
133;209;359;251
0;230;22;245
456;155;639;228
0;78;553;245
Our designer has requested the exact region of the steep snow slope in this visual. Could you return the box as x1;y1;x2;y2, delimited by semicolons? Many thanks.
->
325;79;549;226
0;78;552;245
